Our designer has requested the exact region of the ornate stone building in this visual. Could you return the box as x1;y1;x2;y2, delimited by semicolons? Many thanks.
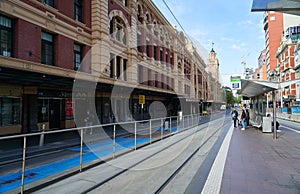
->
0;0;221;135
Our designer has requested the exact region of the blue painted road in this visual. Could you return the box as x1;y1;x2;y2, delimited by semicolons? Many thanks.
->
0;137;153;193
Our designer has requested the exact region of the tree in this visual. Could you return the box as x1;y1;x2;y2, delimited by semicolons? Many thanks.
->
223;86;236;106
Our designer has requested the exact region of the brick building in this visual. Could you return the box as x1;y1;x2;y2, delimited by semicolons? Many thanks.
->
0;0;221;135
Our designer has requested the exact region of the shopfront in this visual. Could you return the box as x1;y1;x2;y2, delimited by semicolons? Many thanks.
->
0;84;22;135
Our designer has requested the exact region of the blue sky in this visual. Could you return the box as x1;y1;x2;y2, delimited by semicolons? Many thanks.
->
152;0;265;86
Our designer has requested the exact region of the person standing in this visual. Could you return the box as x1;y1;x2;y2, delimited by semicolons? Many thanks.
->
240;107;247;130
231;108;238;128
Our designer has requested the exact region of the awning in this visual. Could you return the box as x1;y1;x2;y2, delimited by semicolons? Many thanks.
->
251;0;300;16
237;79;279;97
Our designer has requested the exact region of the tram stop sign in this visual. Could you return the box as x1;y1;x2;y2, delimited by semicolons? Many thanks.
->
139;95;145;104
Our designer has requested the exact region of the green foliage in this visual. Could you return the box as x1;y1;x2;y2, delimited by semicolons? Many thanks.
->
223;86;236;105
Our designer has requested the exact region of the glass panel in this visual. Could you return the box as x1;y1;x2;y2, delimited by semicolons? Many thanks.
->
0;97;21;126
38;99;49;122
42;32;53;42
0;15;12;28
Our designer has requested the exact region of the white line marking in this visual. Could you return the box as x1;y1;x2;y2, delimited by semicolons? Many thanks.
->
201;124;234;194
281;125;300;134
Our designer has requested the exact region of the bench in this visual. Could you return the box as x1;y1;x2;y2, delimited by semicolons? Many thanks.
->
250;116;262;128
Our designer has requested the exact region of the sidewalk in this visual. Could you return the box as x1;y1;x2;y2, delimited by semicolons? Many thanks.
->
220;126;300;193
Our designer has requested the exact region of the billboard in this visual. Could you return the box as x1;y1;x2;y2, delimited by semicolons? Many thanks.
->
230;76;241;90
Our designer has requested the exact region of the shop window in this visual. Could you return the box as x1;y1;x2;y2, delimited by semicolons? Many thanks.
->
42;0;54;7
0;15;13;57
41;31;54;66
74;0;83;22
38;99;49;123
0;97;21;127
74;43;82;71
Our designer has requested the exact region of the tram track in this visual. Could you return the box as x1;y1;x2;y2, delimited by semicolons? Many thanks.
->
79;116;230;194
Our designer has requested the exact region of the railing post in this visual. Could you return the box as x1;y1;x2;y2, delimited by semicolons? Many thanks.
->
134;122;137;150
149;119;152;144
161;118;163;139
113;124;116;158
80;128;83;172
176;116;179;131
21;136;27;194
170;117;172;134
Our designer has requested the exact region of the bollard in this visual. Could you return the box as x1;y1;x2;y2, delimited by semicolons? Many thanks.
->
39;123;46;147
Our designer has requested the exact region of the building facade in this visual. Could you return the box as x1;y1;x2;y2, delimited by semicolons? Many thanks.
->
0;0;221;136
257;49;268;81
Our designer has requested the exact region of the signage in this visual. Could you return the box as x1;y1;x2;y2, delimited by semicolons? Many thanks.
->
65;98;74;120
139;95;145;104
230;76;241;90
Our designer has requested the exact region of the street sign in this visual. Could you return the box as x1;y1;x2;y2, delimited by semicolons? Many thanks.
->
139;95;145;104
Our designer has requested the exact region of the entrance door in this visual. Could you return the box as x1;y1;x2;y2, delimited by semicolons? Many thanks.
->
49;99;61;129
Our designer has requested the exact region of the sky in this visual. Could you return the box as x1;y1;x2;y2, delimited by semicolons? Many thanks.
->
152;0;266;87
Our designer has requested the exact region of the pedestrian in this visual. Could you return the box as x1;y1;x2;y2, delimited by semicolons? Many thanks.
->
245;107;250;126
240;107;247;130
84;110;94;135
267;113;280;132
231;108;238;128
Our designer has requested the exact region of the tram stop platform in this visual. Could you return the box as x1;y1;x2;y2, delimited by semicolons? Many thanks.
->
219;125;300;194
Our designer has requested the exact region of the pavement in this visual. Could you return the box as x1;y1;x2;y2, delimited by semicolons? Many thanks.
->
219;125;300;194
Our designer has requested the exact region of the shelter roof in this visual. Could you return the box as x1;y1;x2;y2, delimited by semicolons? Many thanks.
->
237;79;279;97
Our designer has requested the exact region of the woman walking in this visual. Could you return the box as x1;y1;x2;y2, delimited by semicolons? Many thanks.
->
240;107;247;130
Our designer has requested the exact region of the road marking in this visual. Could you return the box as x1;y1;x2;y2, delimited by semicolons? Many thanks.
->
201;124;234;194
282;125;300;134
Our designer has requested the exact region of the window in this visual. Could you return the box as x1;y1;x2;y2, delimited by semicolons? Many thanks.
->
123;59;127;81
0;97;21;127
41;32;54;65
110;17;127;44
0;15;12;57
74;43;82;71
74;0;83;22
42;0;54;7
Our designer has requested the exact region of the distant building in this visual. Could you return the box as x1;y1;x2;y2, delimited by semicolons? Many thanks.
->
263;11;300;80
276;25;300;104
258;49;268;80
245;67;254;80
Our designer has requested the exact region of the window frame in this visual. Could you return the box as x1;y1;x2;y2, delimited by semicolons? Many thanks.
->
41;31;54;66
74;0;83;22
74;43;82;71
0;15;13;57
42;0;54;7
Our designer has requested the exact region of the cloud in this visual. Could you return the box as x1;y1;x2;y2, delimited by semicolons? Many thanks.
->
238;20;254;25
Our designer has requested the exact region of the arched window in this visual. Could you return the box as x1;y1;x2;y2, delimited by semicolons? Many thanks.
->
110;16;127;45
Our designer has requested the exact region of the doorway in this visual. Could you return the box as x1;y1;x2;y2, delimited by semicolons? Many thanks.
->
49;99;61;129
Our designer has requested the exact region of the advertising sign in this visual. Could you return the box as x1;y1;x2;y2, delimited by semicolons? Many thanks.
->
230;76;241;90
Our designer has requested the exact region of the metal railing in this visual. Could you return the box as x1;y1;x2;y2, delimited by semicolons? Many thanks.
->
0;113;208;193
